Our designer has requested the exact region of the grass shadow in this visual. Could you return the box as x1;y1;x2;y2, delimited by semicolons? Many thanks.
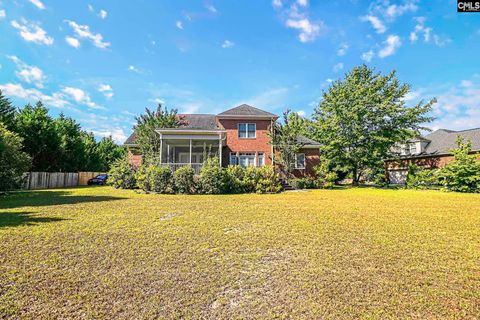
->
0;211;67;228
0;190;127;210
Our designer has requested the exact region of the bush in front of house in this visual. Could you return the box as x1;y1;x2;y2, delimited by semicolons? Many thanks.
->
223;165;247;194
173;166;196;194
199;157;225;194
108;157;137;189
313;160;338;189
289;177;318;190
149;165;174;193
405;164;440;190
254;166;282;194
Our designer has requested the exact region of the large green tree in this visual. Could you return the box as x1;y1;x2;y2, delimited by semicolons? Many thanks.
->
15;102;61;171
0;123;31;191
0;89;16;130
134;104;185;160
96;136;126;171
312;65;435;185
269;110;305;177
55;114;86;172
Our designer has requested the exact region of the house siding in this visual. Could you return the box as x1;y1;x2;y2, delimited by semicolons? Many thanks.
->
291;148;321;178
217;118;274;167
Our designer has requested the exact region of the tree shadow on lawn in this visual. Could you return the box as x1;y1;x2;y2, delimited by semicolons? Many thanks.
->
0;190;127;210
0;211;67;228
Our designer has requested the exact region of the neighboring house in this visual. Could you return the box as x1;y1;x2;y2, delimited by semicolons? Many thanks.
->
124;104;321;177
386;128;480;184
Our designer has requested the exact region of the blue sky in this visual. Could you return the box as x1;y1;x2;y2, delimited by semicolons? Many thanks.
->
1;0;479;142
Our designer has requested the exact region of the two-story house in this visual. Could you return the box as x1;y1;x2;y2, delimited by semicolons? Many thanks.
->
124;104;321;177
386;128;480;184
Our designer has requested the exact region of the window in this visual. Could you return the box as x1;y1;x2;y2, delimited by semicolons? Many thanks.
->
238;123;256;138
258;152;265;167
239;153;256;168
295;153;305;169
409;143;417;154
229;153;237;165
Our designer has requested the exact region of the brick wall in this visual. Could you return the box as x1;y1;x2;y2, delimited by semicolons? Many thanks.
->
217;118;274;166
291;148;321;178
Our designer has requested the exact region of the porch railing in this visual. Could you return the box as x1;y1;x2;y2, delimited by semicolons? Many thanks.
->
161;163;203;175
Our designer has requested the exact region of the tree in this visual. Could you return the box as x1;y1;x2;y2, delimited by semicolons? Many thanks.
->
134;104;186;160
80;132;102;171
312;65;435;185
0;89;16;130
15;102;61;171
269;110;305;177
0;123;31;191
96;136;126;171
438;137;480;193
55;114;85;172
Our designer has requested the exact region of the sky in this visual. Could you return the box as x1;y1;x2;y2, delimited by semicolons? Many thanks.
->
0;0;479;143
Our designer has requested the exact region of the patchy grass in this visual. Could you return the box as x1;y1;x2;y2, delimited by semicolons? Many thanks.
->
0;187;479;319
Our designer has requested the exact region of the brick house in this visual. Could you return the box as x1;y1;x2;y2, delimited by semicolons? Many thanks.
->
124;104;321;177
385;128;480;184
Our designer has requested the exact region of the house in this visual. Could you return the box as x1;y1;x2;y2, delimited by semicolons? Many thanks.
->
124;104;321;177
386;128;480;184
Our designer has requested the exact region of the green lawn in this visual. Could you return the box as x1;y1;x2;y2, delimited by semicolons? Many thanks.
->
0;187;479;319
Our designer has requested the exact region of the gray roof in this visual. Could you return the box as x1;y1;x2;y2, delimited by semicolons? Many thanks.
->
421;128;480;155
178;114;219;130
217;104;277;118
296;135;321;147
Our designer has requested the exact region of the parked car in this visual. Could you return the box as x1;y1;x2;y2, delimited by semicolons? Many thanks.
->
87;174;108;185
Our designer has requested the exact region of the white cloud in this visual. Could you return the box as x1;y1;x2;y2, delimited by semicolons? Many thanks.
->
296;110;306;117
65;36;80;48
88;4;94;12
90;127;127;144
333;62;344;73
285;18;321;43
205;4;218;13
221;40;234;48
272;0;283;8
0;83;69;109
175;21;183;30
99;10;108;19
361;15;386;34
28;0;45;10
98;84;114;99
361;50;374;62
62;87;105;110
128;65;141;73
410;17;450;47
337;43;349;56
274;1;323;43
384;1;418;20
65;20;110;49
297;0;308;6
7;55;45;88
378;34;401;58
11;19;54;45
0;10;5;19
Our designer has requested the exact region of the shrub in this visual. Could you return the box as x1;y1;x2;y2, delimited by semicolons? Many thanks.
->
242;166;257;193
173;166;195;194
313;162;337;189
406;164;440;190
437;137;480;193
199;157;225;194
290;177;317;189
134;163;151;191
0;124;31;191
108;157;136;189
149;165;174;193
254;166;282;194
223;165;247;194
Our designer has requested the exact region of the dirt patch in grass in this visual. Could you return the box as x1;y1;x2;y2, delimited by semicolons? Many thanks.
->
0;187;479;318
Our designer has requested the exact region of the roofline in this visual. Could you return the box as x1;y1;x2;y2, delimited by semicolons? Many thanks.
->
385;149;480;161
301;145;322;149
155;129;227;134
216;114;278;120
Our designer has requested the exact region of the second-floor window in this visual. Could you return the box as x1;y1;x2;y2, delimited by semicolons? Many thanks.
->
238;123;256;138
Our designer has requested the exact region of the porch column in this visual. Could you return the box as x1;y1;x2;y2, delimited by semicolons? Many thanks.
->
167;144;170;164
189;139;192;165
159;134;163;164
218;134;222;167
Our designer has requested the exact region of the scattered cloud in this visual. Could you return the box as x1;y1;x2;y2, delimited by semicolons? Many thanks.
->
90;127;127;144
383;1;418;21
272;0;283;8
285;17;322;43
274;0;323;43
378;34;401;58
410;17;451;47
175;21;183;30
337;43;349;56
333;62;344;73
205;4;218;13
361;15;386;34
65;36;80;48
128;65;142;73
88;4;94;12
98;84;114;99
242;87;289;110
65;20;110;49
296;110;306;117
7;55;45;88
0;83;69;109
0;9;5;19
361;50;374;62
297;0;308;7
221;40;234;48
28;0;45;10
62;86;105;110
99;10;108;19
11;19;54;45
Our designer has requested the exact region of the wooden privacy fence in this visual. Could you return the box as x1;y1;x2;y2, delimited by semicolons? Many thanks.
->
23;172;106;190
